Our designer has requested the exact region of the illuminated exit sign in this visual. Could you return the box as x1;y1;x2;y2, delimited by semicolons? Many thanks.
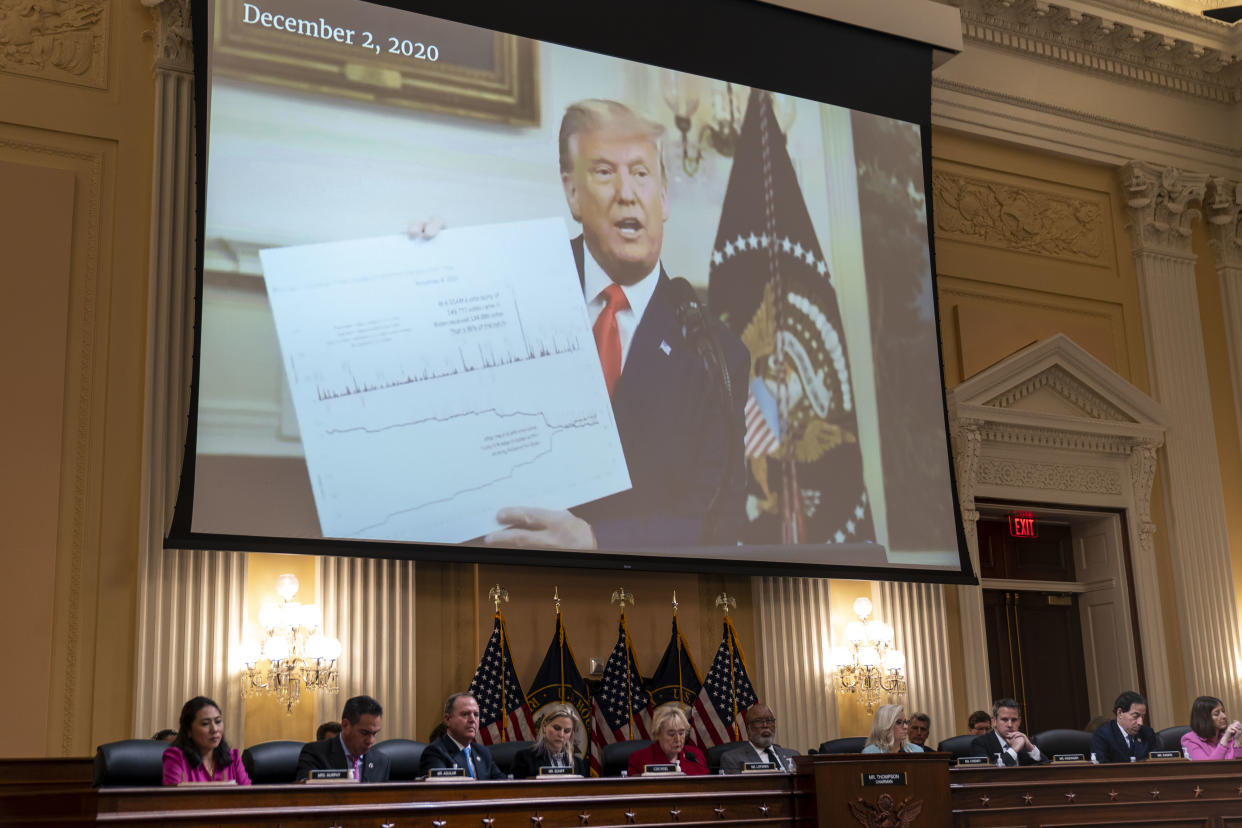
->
1008;511;1038;538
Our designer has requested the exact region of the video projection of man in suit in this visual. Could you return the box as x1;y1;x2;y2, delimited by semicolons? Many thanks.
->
483;99;749;552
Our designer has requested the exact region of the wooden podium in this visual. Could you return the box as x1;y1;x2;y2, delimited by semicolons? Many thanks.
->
795;752;951;826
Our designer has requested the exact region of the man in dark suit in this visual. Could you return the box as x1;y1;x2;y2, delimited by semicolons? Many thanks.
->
483;99;748;551
419;693;504;780
1090;690;1157;762
719;703;799;774
969;698;1047;766
295;695;390;782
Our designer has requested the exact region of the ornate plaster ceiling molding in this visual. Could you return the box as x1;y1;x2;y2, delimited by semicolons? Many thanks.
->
943;0;1242;101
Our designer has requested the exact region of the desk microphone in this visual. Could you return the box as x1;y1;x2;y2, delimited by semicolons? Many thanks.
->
679;749;706;770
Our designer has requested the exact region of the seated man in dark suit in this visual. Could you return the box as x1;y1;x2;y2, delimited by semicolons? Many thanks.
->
969;698;1047;766
719;703;798;774
419;692;504;780
1090;690;1157;762
296;695;390;782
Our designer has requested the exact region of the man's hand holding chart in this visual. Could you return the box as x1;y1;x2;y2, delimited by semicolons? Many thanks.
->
259;217;631;545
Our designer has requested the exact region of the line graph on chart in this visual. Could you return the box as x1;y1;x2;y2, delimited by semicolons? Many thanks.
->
260;218;631;544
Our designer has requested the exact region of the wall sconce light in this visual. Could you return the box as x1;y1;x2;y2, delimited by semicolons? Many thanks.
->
831;597;907;713
238;573;341;713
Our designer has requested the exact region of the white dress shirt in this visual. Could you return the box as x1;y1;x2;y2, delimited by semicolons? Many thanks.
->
582;247;661;372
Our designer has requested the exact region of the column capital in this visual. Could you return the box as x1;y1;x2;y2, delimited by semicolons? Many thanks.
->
1205;177;1242;270
142;0;192;75
1119;160;1206;258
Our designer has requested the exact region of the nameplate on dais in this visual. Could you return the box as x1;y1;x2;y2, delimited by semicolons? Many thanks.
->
643;763;679;775
861;772;906;786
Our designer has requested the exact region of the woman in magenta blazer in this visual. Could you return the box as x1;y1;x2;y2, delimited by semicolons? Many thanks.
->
627;703;709;776
1182;695;1242;760
162;695;251;785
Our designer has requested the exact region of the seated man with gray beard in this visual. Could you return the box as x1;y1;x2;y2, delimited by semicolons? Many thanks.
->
720;703;799;773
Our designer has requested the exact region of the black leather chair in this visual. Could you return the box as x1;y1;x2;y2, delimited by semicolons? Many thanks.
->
487;740;532;777
706;740;749;774
1033;729;1093;757
241;740;304;784
372;739;427;781
936;734;980;758
603;739;651;776
93;739;168;787
1157;725;1191;752
817;737;867;754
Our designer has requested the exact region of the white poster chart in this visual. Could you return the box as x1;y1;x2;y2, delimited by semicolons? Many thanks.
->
259;218;632;545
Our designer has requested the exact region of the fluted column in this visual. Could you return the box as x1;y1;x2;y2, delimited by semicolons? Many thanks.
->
315;557;418;740
1120;161;1241;716
752;577;837;753
1205;178;1242;458
873;581;957;744
948;412;991;713
133;0;234;737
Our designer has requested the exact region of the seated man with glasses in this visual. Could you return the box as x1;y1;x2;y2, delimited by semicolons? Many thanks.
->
720;703;799;773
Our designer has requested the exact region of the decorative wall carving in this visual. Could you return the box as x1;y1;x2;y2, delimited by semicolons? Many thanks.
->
976;457;1123;494
141;0;191;74
0;0;108;88
1205;177;1242;268
947;0;1242;103
985;365;1131;422
1120;160;1206;257
933;171;1105;261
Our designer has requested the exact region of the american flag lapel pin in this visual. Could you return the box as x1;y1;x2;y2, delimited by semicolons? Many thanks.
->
659;340;671;355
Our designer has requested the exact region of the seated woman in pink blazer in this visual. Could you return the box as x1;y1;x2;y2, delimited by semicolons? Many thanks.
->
162;695;251;785
1182;695;1242;760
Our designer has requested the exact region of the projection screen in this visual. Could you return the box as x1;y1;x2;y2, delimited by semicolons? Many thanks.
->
170;0;974;582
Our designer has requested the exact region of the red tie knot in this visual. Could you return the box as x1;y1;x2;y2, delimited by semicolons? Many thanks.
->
600;282;629;311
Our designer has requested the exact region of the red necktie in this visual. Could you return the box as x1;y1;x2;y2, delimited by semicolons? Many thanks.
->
593;283;629;397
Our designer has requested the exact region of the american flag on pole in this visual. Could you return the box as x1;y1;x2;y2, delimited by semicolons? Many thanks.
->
690;616;758;749
588;615;651;776
468;611;536;745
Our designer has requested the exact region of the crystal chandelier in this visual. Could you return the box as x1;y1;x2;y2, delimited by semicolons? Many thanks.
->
831;597;907;713
238;574;341;713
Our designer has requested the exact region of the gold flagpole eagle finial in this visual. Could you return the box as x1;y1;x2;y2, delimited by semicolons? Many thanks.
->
490;584;509;613
611;587;634;609
553;586;561;615
671;590;679;616
715;592;736;615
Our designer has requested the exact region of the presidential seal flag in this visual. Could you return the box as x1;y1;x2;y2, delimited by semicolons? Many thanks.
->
468;611;536;744
527;612;592;732
707;87;876;546
691;616;757;749
588;614;651;776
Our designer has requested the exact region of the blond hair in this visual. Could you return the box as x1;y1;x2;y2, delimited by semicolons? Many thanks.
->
534;703;585;755
864;704;906;753
558;99;666;181
651;703;691;737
